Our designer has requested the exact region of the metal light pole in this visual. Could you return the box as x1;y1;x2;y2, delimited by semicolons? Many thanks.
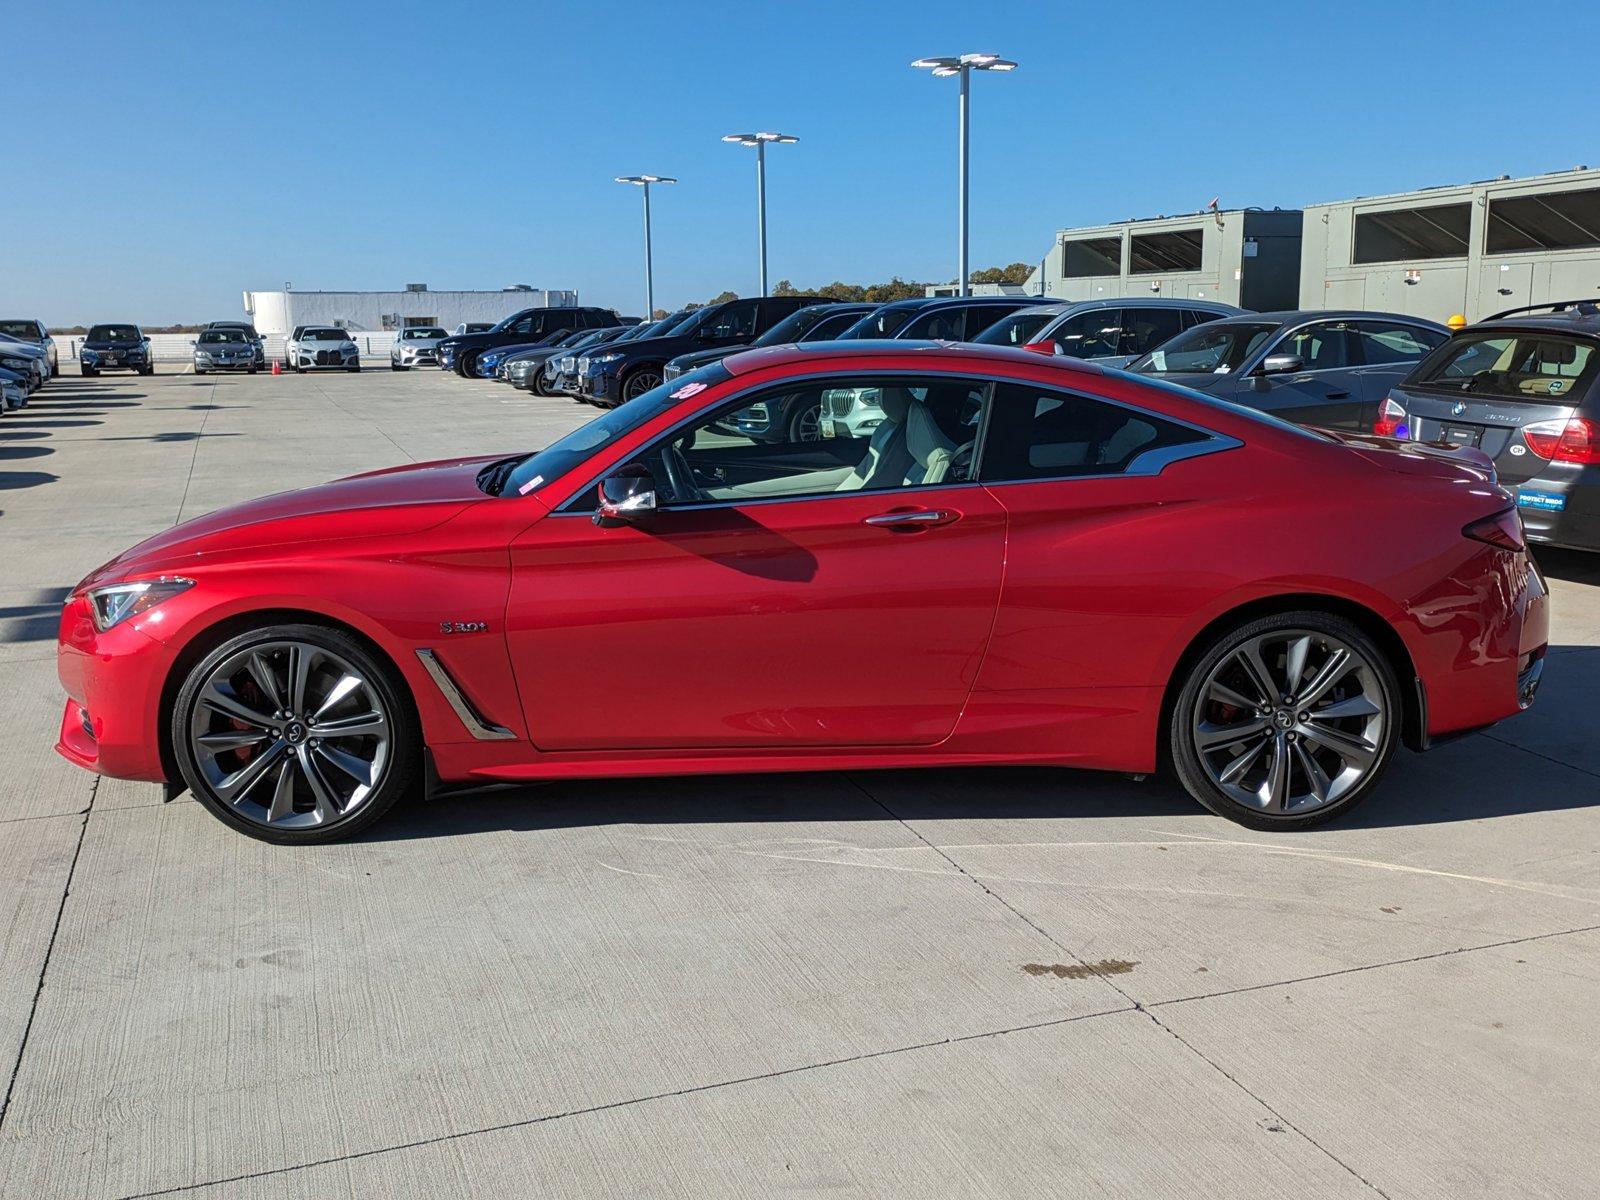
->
615;174;677;317
911;54;1016;298
722;133;797;296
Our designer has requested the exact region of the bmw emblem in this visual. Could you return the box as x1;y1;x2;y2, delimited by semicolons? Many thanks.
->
1451;401;1466;416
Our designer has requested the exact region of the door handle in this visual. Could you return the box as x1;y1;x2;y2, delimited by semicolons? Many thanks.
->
1327;390;1351;400
863;509;957;529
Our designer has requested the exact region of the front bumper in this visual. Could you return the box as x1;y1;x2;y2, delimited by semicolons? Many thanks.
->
81;355;147;371
296;351;359;368
194;356;255;371
393;349;440;366
579;366;623;404
55;593;175;783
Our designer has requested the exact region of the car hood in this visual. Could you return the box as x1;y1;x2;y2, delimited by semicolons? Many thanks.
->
304;340;356;350
80;454;504;584
667;345;735;371
601;334;699;362
399;337;443;348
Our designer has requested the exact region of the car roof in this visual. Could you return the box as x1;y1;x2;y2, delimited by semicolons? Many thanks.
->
1016;297;1247;318
721;339;1109;378
1469;303;1600;336
1205;309;1445;327
871;295;1056;313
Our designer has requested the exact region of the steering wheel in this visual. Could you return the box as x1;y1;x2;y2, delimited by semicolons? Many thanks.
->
659;441;704;504
949;441;976;482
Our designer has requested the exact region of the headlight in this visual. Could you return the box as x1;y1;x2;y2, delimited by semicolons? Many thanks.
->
85;577;195;632
593;352;624;365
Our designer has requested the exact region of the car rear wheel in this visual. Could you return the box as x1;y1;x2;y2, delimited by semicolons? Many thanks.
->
172;624;418;844
456;351;480;377
1169;611;1399;829
621;367;662;401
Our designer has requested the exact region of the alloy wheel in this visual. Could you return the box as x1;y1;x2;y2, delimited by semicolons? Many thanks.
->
792;402;822;442
188;639;392;831
623;369;662;400
1191;629;1387;816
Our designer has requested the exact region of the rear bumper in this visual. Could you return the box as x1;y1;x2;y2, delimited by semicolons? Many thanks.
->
1512;470;1600;552
1409;543;1548;742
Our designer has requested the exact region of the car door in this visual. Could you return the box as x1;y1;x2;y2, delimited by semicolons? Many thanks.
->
1041;308;1124;361
504;372;1007;751
1230;320;1368;429
697;300;761;347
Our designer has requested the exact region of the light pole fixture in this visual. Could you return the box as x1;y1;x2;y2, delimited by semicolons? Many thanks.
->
614;174;677;318
722;132;798;296
910;53;1016;297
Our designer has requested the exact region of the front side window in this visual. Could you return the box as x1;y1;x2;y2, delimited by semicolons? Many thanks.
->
701;303;759;340
1355;322;1444;365
796;310;867;342
1415;333;1597;399
973;309;1056;347
1045;309;1124;359
1119;308;1186;356
1129;229;1203;274
1133;322;1277;375
979;383;1212;481
1353;204;1471;263
839;307;917;339
567;375;989;510
904;307;966;341
1271;322;1355;371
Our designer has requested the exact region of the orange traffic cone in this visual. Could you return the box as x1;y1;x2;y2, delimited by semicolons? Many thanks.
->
271;359;282;376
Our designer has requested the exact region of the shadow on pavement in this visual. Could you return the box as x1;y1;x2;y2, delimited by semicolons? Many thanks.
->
1537;547;1600;585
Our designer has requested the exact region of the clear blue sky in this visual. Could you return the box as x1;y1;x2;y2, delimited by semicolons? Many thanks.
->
6;0;1596;324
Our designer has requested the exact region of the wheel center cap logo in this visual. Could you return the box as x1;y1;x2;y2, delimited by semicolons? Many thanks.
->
1272;710;1295;730
285;723;306;744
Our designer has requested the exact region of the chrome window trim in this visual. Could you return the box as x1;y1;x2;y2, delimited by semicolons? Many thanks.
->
414;649;516;741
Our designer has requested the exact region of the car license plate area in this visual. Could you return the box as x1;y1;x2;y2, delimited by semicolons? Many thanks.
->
1439;423;1483;448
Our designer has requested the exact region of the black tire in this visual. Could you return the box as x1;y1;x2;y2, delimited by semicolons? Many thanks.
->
456;350;480;378
171;622;419;844
348;364;361;373
295;364;305;374
195;368;208;376
142;365;155;375
1168;610;1400;830
786;398;823;443
248;365;258;375
82;367;98;377
390;362;404;371
620;365;663;402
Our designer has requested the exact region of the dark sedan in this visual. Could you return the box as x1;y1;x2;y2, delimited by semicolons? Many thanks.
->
1130;310;1448;430
663;301;877;383
80;324;154;376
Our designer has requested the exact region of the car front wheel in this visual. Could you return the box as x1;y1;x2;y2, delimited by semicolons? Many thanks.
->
1169;611;1399;829
172;623;418;843
621;366;662;401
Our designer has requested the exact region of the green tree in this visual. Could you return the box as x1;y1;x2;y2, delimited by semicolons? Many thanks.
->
771;279;799;296
706;290;739;305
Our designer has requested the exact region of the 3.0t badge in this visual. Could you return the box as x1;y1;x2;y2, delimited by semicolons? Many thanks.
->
440;620;489;635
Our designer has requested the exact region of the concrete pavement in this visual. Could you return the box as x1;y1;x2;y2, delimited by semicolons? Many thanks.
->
0;367;1596;1198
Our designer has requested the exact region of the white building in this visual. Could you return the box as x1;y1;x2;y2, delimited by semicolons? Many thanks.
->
242;284;582;337
1299;166;1600;322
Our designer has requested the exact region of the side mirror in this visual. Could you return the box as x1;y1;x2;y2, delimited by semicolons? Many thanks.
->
594;463;658;526
1258;353;1305;377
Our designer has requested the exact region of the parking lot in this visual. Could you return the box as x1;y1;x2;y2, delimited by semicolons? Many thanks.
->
0;365;1596;1198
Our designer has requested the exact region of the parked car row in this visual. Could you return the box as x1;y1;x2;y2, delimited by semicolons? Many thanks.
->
0;317;57;411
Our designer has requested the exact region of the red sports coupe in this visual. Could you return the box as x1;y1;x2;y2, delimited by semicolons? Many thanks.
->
56;343;1548;843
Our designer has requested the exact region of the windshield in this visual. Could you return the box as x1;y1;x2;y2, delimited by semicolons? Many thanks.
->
0;321;40;340
401;328;445;339
1132;322;1277;375
306;328;349;341
89;325;139;342
492;363;734;497
973;310;1057;347
1413;332;1598;400
751;306;834;347
839;307;918;339
198;330;246;344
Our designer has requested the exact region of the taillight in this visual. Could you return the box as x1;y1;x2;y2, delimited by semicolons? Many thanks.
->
1021;340;1055;356
1521;417;1600;465
1463;507;1525;552
1373;396;1408;438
